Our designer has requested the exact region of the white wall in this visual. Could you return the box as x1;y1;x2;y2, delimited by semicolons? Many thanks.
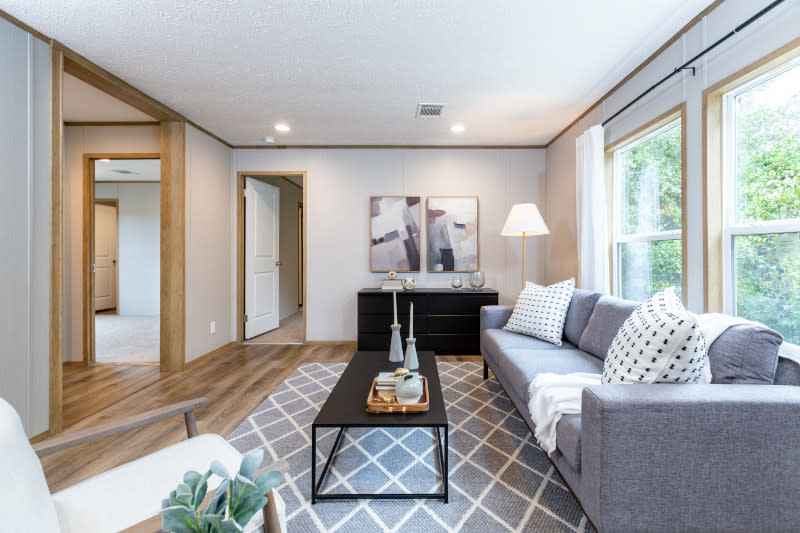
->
0;19;51;436
95;182;160;315
545;0;800;312
250;176;302;321
186;125;235;362
63;125;160;361
235;148;547;341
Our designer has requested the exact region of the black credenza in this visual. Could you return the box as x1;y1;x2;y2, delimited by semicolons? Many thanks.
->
357;288;499;355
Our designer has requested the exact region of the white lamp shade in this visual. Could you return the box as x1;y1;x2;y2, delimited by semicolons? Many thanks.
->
501;203;550;236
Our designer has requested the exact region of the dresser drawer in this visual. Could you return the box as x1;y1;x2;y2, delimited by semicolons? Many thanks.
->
428;315;480;334
429;294;497;314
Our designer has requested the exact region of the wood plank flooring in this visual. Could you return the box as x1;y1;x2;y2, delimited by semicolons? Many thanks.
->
62;363;162;428
245;310;304;343
44;343;480;493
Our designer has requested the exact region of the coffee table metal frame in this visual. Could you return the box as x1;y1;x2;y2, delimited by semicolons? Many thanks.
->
311;351;448;503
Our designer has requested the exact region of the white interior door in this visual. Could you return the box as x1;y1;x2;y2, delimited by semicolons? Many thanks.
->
95;203;118;311
245;178;280;339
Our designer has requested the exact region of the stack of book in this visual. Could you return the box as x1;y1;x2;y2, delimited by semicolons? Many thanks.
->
375;371;418;391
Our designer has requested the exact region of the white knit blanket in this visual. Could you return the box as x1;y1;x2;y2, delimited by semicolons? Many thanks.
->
527;313;758;454
527;372;601;454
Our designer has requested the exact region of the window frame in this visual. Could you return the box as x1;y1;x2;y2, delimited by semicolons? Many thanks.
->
605;104;687;303
720;56;800;315
704;37;800;314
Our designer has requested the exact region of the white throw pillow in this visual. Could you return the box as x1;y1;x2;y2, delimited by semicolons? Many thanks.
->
504;278;575;346
602;287;710;384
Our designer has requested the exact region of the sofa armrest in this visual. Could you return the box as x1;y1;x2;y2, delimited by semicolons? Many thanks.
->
580;384;800;532
480;305;513;331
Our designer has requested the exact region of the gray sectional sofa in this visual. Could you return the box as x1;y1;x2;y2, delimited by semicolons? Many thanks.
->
480;289;800;532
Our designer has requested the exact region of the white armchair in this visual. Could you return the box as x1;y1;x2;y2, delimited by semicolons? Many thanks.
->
0;397;286;533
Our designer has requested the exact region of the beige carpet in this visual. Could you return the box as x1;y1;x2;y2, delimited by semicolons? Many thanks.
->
95;315;159;363
245;310;304;343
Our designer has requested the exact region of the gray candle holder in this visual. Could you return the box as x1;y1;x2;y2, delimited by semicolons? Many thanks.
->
404;338;419;370
388;324;404;363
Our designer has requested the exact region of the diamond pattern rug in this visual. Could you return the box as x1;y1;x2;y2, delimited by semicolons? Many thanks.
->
227;361;592;532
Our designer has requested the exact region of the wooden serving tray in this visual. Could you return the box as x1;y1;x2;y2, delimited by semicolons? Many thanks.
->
366;376;430;413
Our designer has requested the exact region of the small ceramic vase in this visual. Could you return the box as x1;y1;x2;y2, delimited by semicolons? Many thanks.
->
396;373;423;401
389;324;403;363
404;338;419;370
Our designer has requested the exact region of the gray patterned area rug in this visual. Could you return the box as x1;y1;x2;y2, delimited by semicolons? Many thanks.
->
227;361;592;532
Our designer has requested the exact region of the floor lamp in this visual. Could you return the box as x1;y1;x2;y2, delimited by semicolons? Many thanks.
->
501;203;550;289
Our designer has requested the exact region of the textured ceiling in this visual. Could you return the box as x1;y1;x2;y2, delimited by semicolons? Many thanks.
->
5;1;714;145
64;73;155;122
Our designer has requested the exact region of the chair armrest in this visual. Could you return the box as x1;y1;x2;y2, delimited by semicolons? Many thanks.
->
33;397;208;457
480;305;513;331
580;384;800;532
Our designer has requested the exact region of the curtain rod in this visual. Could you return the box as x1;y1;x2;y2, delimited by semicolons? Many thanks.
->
601;0;786;127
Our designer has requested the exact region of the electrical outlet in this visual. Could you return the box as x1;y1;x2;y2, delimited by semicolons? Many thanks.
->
210;321;216;335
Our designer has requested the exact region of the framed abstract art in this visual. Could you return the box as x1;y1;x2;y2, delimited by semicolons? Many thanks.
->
370;196;422;272
427;196;478;272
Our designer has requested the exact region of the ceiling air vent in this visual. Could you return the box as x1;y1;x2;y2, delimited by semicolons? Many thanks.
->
416;103;446;118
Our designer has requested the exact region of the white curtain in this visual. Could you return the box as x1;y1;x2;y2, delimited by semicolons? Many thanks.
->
575;124;609;293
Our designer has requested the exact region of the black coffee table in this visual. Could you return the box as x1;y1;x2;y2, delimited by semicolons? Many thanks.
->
311;351;448;503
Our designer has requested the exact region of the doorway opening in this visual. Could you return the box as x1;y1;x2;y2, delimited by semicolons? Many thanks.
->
238;172;306;344
88;157;161;364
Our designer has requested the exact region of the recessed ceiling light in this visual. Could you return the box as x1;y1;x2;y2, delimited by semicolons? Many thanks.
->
450;124;465;133
274;123;291;132
263;136;276;143
98;158;111;162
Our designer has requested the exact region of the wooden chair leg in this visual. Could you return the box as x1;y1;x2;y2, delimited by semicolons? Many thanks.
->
184;410;199;438
483;359;489;379
262;488;282;533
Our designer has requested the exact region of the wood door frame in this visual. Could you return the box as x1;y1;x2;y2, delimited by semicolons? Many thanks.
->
83;153;160;366
236;171;307;343
94;198;119;315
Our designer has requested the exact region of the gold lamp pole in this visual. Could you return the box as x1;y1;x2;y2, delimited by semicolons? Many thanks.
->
501;203;550;289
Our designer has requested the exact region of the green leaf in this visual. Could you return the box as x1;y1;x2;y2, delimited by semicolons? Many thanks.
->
193;470;211;507
233;496;267;526
220;517;244;533
238;449;263;480
175;483;194;507
210;460;231;480
161;505;200;533
255;470;282;495
183;470;203;491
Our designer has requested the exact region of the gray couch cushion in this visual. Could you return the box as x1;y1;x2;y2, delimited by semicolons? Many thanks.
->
578;296;638;360
775;356;800;386
482;329;571;356
487;346;603;405
556;414;581;472
563;289;602;346
708;325;783;384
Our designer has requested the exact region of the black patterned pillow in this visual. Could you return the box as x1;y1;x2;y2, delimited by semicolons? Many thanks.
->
503;278;575;346
602;287;710;384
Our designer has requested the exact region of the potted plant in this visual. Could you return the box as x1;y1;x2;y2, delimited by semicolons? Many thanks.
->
161;449;282;533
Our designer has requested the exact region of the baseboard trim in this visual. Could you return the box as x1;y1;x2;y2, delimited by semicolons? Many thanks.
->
29;429;51;444
62;361;85;367
185;342;236;369
305;340;358;346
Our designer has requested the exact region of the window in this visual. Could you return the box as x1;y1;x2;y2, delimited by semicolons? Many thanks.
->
612;117;683;302
722;57;800;343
